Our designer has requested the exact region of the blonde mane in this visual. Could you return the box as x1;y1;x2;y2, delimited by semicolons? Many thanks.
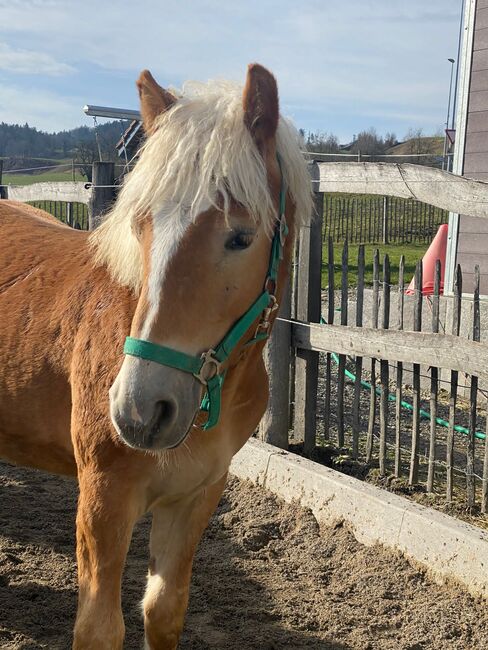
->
89;79;312;291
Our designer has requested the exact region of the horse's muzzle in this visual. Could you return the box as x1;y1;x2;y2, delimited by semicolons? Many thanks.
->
109;357;201;450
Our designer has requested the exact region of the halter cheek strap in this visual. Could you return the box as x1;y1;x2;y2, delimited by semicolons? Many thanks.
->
123;162;288;430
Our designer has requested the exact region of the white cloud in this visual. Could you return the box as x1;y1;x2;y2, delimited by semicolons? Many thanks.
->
0;43;74;75
0;82;90;131
0;0;463;137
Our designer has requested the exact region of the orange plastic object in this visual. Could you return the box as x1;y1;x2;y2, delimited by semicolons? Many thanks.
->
405;224;448;296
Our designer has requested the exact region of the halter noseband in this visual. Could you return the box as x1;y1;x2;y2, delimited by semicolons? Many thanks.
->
123;162;288;431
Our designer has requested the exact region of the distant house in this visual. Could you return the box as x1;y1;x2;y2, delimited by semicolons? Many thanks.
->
446;0;488;294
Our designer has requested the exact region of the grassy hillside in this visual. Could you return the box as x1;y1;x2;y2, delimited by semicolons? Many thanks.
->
386;136;443;156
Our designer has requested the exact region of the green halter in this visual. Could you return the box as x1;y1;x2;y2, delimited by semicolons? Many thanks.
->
123;165;288;430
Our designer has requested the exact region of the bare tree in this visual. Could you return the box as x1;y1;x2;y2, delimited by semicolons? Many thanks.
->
350;127;385;159
305;131;340;154
74;141;98;182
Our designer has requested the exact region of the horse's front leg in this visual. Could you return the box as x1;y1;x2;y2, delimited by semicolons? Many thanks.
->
73;464;142;650
143;473;227;650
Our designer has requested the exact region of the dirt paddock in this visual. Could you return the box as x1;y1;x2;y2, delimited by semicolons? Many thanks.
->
1;461;488;649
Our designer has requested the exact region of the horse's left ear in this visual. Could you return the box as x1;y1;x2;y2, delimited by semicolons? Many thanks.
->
243;63;279;150
136;69;177;134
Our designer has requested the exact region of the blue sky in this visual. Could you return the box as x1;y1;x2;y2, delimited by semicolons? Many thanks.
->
0;0;463;142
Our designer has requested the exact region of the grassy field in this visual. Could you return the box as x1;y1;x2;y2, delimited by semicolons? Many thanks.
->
323;241;428;288
320;191;438;288
2;169;86;185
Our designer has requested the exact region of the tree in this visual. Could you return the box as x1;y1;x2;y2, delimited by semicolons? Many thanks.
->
305;131;340;154
349;127;385;158
384;132;397;149
74;141;99;182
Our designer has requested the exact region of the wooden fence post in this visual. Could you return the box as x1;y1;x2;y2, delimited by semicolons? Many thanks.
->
382;196;388;244
294;162;323;455
89;161;115;230
259;280;292;449
409;260;423;485
0;160;6;199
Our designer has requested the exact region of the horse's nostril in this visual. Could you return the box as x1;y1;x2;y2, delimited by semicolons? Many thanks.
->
150;400;175;436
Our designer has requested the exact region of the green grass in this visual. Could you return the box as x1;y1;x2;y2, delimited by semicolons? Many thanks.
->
322;241;429;288
2;169;86;185
323;192;447;247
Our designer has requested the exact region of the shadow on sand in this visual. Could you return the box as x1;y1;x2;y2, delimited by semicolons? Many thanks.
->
0;462;349;649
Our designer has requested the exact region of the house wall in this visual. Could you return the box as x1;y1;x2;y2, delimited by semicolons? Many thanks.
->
457;0;488;295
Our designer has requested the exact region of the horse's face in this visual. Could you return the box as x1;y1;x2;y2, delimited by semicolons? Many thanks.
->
110;65;282;451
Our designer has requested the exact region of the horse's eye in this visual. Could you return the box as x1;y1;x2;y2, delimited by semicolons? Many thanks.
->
225;231;254;251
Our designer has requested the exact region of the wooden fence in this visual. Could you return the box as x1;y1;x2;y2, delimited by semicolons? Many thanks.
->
261;161;488;514
323;194;448;244
5;157;488;511
0;161;117;230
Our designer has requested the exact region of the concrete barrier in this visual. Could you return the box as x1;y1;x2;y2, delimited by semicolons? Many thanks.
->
230;438;488;599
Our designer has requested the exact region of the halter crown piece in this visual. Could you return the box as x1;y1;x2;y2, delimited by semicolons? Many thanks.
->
123;157;288;430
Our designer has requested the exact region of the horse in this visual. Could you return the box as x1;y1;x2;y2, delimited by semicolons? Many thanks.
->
0;63;312;649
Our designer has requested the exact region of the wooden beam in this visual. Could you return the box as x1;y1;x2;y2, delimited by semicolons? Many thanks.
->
291;321;488;382
258;280;292;449
0;160;5;199
89;162;115;230
6;181;91;205
318;162;488;220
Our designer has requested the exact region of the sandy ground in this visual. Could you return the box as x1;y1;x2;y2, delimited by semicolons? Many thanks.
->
1;460;488;650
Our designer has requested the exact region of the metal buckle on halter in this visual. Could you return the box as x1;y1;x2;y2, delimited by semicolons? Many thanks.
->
194;349;222;385
255;294;279;336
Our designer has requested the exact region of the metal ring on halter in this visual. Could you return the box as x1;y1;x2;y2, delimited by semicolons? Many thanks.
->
194;349;223;385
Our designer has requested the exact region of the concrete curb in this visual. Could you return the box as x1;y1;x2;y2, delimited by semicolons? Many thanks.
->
230;439;488;599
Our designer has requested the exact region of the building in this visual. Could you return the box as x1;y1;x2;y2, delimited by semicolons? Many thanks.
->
446;0;488;295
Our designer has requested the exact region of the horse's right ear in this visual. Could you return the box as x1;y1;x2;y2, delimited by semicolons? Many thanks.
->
136;70;176;134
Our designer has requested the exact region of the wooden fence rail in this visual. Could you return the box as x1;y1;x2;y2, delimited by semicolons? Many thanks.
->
0;161;116;231
291;323;488;382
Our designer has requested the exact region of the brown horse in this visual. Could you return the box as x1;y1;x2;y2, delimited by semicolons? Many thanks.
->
0;64;311;649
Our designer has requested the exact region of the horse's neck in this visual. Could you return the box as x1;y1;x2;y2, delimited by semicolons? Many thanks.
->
62;248;138;367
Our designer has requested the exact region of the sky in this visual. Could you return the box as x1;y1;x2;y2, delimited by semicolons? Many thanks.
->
0;0;464;143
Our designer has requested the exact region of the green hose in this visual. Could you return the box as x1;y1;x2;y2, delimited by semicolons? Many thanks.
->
321;317;486;441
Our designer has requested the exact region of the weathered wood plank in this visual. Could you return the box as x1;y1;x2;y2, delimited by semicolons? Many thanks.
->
291;321;488;382
427;260;441;493
294;174;323;455
337;241;348;447
379;254;390;476
317;162;488;220
366;250;379;463
447;266;462;503
259;280;291;449
395;256;405;477
467;266;480;509
0;160;5;199
89;162;115;229
483;398;488;514
5;181;91;204
352;244;365;458
323;237;334;440
409;261;423;486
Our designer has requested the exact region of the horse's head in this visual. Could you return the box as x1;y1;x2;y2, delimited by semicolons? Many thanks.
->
95;64;311;451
